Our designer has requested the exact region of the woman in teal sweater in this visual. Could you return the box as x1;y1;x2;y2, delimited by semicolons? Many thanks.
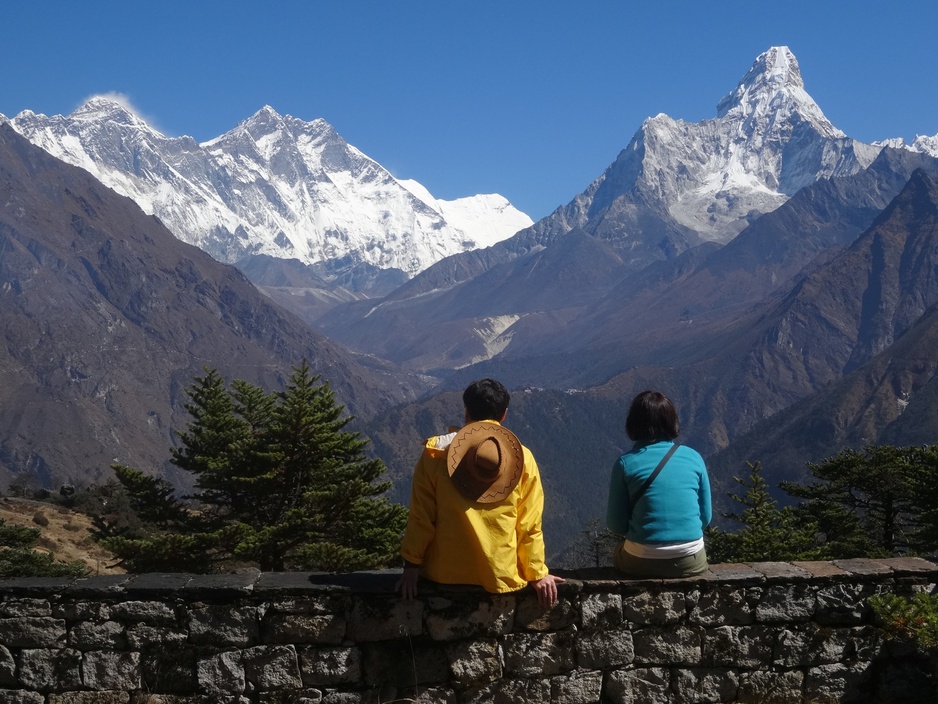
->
607;390;712;578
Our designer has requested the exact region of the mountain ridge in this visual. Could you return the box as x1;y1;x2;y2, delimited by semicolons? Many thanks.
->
2;101;532;284
0;123;424;490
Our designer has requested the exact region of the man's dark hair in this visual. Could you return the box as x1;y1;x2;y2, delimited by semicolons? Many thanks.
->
463;378;510;422
625;390;680;442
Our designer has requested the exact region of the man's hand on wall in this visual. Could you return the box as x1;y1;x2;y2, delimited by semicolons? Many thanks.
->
397;566;420;600
531;574;565;608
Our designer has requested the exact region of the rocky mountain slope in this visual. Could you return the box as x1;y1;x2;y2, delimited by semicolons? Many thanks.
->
0;124;424;491
3;101;532;288
317;48;936;380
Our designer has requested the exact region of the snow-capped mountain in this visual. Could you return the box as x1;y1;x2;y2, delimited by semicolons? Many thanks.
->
876;134;938;158
2;101;532;279
523;46;885;261
317;45;938;374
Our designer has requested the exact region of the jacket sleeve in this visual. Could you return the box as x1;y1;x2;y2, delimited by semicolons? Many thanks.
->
606;457;631;535
515;448;549;582
698;461;713;530
400;450;437;565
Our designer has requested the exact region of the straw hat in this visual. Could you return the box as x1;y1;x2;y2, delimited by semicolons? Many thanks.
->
447;421;524;503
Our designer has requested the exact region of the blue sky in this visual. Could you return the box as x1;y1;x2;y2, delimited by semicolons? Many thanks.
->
3;1;937;220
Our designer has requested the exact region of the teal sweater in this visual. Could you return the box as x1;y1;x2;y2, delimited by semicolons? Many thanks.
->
606;441;712;544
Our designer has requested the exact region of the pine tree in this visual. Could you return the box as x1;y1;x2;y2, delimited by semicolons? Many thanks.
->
100;360;407;573
780;445;938;557
706;461;822;563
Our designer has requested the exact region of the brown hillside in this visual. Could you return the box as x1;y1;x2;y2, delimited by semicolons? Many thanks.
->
0;497;123;575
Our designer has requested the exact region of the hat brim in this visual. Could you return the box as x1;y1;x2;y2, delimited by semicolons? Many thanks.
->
447;422;524;503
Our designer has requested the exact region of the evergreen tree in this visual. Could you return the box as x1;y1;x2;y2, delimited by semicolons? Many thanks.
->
706;461;822;563
100;360;407;573
781;445;938;557
0;519;87;578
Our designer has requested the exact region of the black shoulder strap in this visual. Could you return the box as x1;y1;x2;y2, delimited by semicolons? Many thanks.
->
629;442;680;513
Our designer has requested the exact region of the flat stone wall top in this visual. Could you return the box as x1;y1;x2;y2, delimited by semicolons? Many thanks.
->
1;557;936;599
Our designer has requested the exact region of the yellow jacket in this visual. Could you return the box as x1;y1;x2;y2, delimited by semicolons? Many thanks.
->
400;421;550;593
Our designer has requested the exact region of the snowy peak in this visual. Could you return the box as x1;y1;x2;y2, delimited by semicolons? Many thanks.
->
716;46;844;139
8;100;531;280
549;46;880;254
70;96;154;131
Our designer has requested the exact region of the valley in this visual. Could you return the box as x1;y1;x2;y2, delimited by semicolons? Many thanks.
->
2;46;938;561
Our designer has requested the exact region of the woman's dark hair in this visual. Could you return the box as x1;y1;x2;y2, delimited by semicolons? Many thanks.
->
463;378;510;421
625;390;680;442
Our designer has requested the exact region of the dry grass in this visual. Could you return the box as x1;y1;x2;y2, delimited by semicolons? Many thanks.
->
0;496;124;575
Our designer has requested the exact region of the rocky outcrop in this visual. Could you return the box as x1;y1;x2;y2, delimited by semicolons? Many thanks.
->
0;558;935;702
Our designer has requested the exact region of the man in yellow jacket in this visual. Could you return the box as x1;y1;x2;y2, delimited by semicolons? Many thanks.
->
398;378;564;607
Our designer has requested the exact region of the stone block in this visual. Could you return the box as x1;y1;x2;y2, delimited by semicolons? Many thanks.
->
805;662;873;703
748;561;812;580
63;575;131;599
776;625;879;667
738;670;804;704
54;602;111;621
755;584;815;622
702;625;775;668
791;560;847;579
461;676;552;704
502;631;576;677
706;563;762;581
872;556;938;574
188;605;258;647
69;620;126;650
623;590;688;625
603;667;670;704
0;690;44;703
123;574;192;596
109;601;176;625
0;617;66;647
262;613;346;645
361;639;448;688
17;647;82;691
831;559;892;576
673;667;739;703
348;597;423;641
0;599;51;618
424;595;513;642
0;643;15;684
576;626;634;668
689;587;756;626
141;644;198;694
579;592;623;632
550;670;603;704
125;623;188;650
82;651;141;690
197;650;245;695
633;625;702;666
264;595;348;615
514;589;577;632
816;582;877;625
445;638;501;689
242;645;302;691
297;646;361;686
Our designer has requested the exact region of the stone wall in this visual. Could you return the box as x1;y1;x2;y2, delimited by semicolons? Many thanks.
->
0;558;936;703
